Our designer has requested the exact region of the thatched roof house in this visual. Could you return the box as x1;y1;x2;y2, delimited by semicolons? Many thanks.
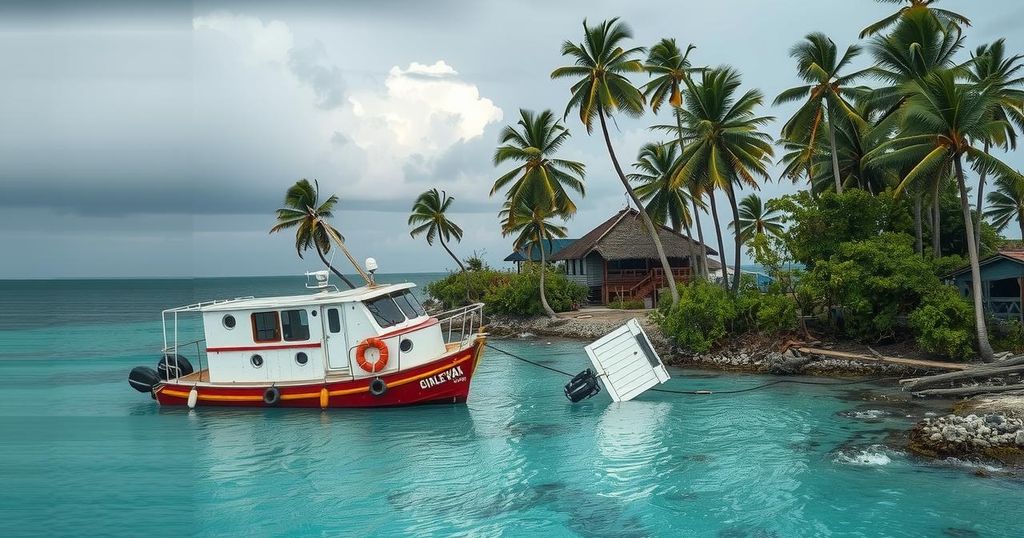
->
549;208;719;305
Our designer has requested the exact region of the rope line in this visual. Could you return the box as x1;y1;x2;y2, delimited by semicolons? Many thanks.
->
485;343;895;396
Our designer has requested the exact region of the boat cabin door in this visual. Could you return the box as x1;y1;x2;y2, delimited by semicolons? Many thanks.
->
321;305;349;370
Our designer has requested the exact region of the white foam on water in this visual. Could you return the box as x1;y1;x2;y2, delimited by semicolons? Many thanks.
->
833;444;903;466
941;457;1004;473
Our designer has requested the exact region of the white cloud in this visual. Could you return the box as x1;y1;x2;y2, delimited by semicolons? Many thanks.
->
191;12;503;206
193;12;294;65
346;60;502;157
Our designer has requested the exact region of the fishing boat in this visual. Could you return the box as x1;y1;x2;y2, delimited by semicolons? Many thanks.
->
127;269;486;408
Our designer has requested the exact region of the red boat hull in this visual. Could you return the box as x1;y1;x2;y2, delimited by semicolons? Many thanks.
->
154;339;485;408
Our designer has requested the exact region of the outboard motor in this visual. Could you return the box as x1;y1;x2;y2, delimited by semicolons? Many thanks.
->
564;368;601;403
157;354;194;380
128;366;161;393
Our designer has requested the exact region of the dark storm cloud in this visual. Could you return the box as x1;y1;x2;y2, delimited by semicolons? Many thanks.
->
287;39;346;109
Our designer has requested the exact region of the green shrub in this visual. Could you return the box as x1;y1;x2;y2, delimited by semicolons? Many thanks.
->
797;233;938;342
773;189;912;268
658;280;736;354
989;319;1024;354
426;265;587;316
608;298;645;310
909;285;976;360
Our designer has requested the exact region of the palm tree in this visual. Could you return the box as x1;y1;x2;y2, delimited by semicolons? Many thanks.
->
985;172;1024;240
643;38;709;278
499;200;568;319
859;0;970;38
774;33;870;194
966;39;1024;246
732;194;784;243
868;8;964;257
673;67;775;293
270;179;361;289
491;109;586;216
866;69;1022;362
629;143;703;275
551;18;682;306
628;143;692;233
408;188;467;272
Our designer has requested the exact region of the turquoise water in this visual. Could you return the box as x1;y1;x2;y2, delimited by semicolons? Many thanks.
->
0;276;1020;537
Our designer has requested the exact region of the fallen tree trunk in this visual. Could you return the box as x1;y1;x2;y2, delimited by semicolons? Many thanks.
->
909;383;1024;398
899;356;1024;392
796;347;968;372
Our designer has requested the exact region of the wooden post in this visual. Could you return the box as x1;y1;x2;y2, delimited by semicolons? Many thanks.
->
1018;276;1023;322
603;259;609;305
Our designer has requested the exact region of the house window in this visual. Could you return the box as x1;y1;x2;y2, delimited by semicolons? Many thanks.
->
327;308;341;333
580;259;586;275
281;309;310;341
251;311;280;343
364;294;406;328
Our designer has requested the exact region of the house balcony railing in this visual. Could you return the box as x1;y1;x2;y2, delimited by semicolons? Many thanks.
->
985;297;1022;321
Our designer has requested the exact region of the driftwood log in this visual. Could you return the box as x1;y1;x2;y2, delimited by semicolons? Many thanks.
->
899;355;1024;393
907;384;1024;398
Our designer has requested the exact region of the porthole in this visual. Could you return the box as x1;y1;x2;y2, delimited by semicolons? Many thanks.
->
223;315;236;329
250;354;264;368
296;352;309;366
310;310;317;317
400;339;413;353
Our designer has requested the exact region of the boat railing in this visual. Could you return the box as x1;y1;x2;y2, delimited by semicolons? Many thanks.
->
161;297;254;359
436;303;485;349
161;338;207;381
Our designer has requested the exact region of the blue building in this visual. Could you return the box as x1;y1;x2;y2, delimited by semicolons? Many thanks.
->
946;249;1024;322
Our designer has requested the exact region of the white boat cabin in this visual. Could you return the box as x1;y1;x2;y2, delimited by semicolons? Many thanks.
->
163;283;473;385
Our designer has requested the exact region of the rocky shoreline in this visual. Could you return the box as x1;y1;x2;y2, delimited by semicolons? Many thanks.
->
485;313;923;377
487;312;1024;468
910;413;1024;465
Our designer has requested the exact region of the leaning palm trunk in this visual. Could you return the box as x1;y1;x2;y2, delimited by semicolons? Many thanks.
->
827;119;843;194
691;197;708;278
682;220;698;281
598;109;680;306
954;157;995;363
914;193;924;256
973;141;991;249
315;243;356;289
676;109;707;279
537;237;557;319
320;222;372;285
931;185;942;257
708;190;730;290
439;235;467;272
725;182;743;295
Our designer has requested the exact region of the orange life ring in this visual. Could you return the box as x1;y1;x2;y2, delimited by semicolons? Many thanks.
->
356;337;389;373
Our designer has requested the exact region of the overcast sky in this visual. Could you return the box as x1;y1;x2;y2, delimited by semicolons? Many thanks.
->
1;0;1022;279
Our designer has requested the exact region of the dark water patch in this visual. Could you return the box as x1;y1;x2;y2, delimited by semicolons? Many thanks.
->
663;491;699;502
687;454;712;463
787;440;823;453
942;528;980;537
506;422;564;439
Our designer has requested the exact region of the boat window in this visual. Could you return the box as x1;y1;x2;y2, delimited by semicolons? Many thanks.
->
394;291;426;319
281;309;310;341
251;311;280;342
327;308;341;333
364;295;406;328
